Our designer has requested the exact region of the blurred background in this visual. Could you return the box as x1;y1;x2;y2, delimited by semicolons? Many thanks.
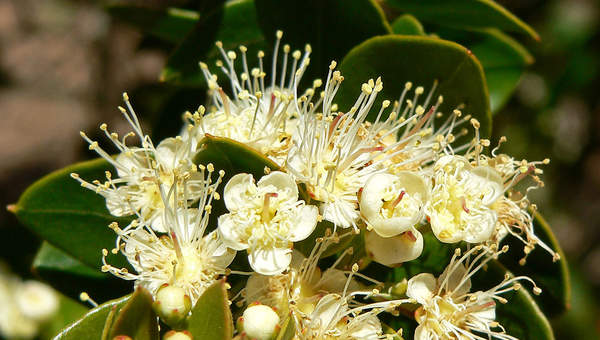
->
0;0;598;338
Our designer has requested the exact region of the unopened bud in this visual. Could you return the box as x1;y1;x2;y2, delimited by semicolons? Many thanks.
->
163;330;193;340
239;304;280;340
153;285;192;328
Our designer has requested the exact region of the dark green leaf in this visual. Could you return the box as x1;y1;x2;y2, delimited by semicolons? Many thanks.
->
391;14;425;35
385;0;539;40
254;0;392;81
187;281;233;340
337;35;492;137
275;316;296;340
14;158;132;269
109;288;159;340
193;134;279;182
33;242;132;303
437;28;533;112
473;261;555;340
161;0;266;86
53;294;130;340
106;4;199;43
500;212;571;317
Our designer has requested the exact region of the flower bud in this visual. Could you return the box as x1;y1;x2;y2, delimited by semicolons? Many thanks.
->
164;330;193;340
238;304;280;340
153;284;192;327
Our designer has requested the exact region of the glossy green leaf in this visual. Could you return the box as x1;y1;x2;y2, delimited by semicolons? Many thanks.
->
40;294;88;340
161;0;266;86
54;294;130;340
109;288;159;340
14;158;132;269
106;4;199;43
337;35;492;137
385;0;539;40
276;316;296;340
187;281;233;340
254;0;392;81
438;28;533;112
391;14;425;36
193;134;279;181
500;212;571;317
473;261;555;340
33;242;132;303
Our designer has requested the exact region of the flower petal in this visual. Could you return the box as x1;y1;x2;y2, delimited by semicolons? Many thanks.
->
257;171;298;203
223;173;256;210
248;247;292;275
406;273;437;305
365;228;423;266
288;205;318;242
217;214;248;251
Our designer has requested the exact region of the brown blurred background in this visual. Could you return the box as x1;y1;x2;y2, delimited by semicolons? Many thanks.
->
0;0;598;338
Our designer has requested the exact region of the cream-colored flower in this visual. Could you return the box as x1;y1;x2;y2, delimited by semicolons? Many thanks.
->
427;155;504;243
360;172;429;238
218;171;318;275
102;167;235;304
72;93;203;233
407;246;540;340
15;280;59;323
184;31;310;164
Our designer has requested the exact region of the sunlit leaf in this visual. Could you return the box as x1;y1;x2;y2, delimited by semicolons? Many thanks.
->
108;288;159;340
187;281;233;340
337;35;491;137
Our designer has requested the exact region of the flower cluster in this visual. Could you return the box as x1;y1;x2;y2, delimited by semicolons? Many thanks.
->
75;31;558;339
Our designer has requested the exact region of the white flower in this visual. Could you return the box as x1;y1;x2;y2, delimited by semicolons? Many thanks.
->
286;68;387;230
407;246;541;340
427;155;504;243
218;171;318;275
72;93;203;232
15;280;59;323
299;293;383;340
184;30;311;164
360;172;429;237
102;167;235;304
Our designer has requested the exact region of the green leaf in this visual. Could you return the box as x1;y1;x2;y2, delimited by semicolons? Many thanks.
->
276;316;296;340
473;261;555;340
187;281;233;340
438;28;533;112
391;14;425;36
13;158;133;269
254;0;392;81
106;4;199;43
500;212;571;317
336;35;492;137
193;135;279;182
161;0;266;86
33;242;132;303
54;294;130;340
109;288;159;340
385;0;539;40
40;294;88;340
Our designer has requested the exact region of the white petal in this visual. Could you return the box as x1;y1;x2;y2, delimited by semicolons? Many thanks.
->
406;273;437;305
472;166;504;204
217;214;248;251
206;231;237;268
257;171;298;202
414;324;430;340
310;293;345;332
155;137;181;169
248;247;292;275
321;201;358;229
288;205;318;242
223;173;255;210
463;209;497;243
365;229;423;266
